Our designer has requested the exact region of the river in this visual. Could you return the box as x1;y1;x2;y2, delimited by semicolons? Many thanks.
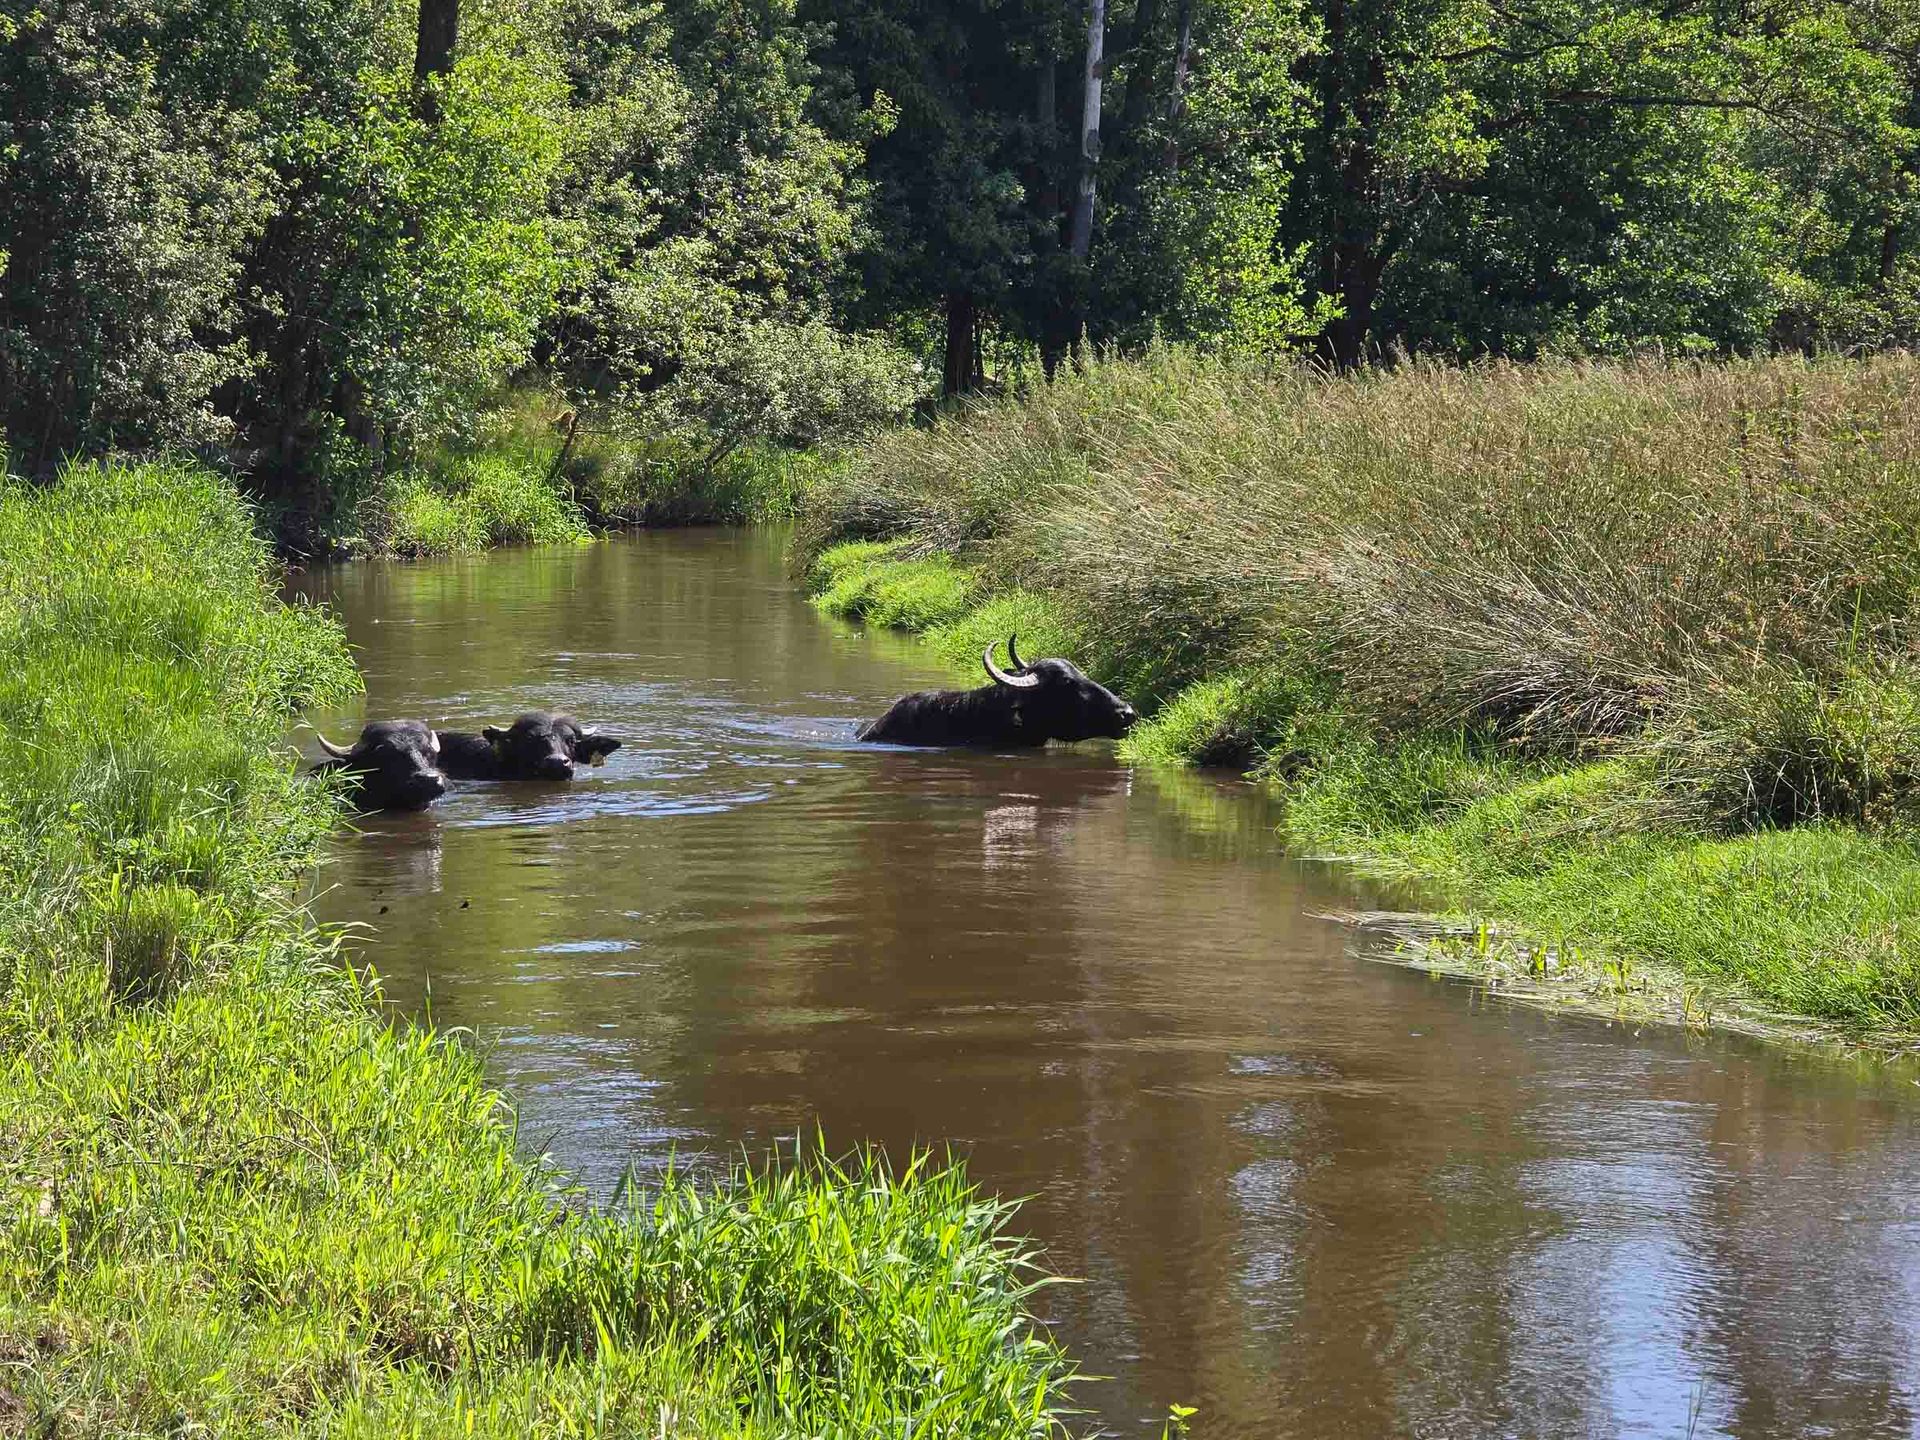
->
290;529;1920;1439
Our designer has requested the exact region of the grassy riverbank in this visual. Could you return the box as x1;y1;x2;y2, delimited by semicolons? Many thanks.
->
798;352;1920;1045
338;392;818;558
0;459;1078;1434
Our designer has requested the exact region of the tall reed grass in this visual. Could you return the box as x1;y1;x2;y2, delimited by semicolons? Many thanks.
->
0;460;1081;1434
802;350;1920;819
799;351;1920;1033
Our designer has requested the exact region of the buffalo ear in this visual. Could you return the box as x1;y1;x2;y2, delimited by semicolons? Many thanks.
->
483;725;508;756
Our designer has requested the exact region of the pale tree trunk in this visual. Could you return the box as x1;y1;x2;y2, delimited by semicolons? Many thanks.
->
1067;0;1105;263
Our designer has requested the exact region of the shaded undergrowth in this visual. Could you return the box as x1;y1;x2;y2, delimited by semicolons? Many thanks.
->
799;352;1920;1039
372;391;823;556
0;459;1080;1435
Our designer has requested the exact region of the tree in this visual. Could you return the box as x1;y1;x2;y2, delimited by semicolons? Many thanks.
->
804;0;1081;394
547;0;914;439
1280;0;1909;365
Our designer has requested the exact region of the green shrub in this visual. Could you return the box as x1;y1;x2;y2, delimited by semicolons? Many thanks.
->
808;543;979;632
575;437;819;527
1123;667;1343;771
1647;662;1920;832
385;453;589;556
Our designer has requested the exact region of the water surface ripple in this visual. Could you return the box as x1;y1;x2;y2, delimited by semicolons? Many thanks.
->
292;531;1920;1440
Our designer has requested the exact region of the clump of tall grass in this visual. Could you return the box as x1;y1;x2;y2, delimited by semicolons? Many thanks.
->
801;352;1920;1033
519;1147;1078;1436
385;451;590;556
802;351;1920;783
0;459;1082;1433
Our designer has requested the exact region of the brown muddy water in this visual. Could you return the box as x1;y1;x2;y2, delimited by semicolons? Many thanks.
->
291;531;1920;1440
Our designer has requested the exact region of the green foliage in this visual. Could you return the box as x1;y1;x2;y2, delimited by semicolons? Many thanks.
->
0;1;282;462
809;542;981;633
0;0;568;520
551;0;917;465
1324;763;1920;1030
1122;667;1345;772
521;1148;1079;1437
0;457;357;1012
0;460;1080;1434
386;453;591;556
277;46;566;459
1648;662;1920;832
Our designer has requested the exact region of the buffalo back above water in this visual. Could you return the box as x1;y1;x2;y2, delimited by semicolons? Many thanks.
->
858;639;1138;747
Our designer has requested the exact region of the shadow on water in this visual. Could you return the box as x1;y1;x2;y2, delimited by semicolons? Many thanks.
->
290;529;1920;1440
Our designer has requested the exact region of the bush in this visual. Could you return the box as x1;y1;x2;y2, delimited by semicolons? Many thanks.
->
385;452;589;556
1647;662;1920;832
1122;667;1344;772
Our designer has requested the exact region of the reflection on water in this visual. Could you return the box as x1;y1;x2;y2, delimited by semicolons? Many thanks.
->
291;531;1920;1439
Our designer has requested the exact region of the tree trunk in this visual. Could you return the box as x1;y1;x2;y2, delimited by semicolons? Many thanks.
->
1037;62;1075;379
1067;0;1105;263
1115;0;1163;141
1320;242;1382;370
1312;0;1384;370
1164;0;1193;168
415;0;459;111
1037;59;1060;236
944;291;978;398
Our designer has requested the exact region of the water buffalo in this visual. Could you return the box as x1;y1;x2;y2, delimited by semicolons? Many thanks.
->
436;711;622;781
311;719;449;811
858;636;1138;747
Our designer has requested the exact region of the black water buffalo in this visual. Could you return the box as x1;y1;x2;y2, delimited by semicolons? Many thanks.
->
311;719;449;811
436;711;622;781
859;636;1138;747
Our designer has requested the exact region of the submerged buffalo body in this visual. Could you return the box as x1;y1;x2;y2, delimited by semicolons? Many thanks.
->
436;711;621;781
859;637;1138;747
311;719;448;811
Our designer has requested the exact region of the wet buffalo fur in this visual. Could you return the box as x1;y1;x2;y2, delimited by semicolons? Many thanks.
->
310;719;448;811
859;638;1138;747
436;711;621;781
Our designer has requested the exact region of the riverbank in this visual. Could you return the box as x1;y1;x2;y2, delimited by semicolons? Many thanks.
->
797;352;1920;1050
0;460;1078;1434
314;391;822;559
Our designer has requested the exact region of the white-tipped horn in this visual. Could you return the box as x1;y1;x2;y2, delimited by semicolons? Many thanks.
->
985;639;1042;689
314;731;354;759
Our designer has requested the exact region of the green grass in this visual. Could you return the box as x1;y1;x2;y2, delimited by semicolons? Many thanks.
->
386;451;591;556
799;352;1920;1041
0;459;1081;1435
374;388;829;555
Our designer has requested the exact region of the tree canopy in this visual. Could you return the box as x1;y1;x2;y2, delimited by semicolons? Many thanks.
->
3;0;1915;513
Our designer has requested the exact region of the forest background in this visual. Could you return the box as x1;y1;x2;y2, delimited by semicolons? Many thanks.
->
5;0;1918;546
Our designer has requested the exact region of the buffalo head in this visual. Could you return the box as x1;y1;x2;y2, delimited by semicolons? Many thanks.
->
312;719;448;811
983;636;1139;741
477;711;621;780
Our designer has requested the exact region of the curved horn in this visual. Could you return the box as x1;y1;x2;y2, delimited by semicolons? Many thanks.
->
985;639;1041;689
313;731;354;759
1006;633;1027;671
